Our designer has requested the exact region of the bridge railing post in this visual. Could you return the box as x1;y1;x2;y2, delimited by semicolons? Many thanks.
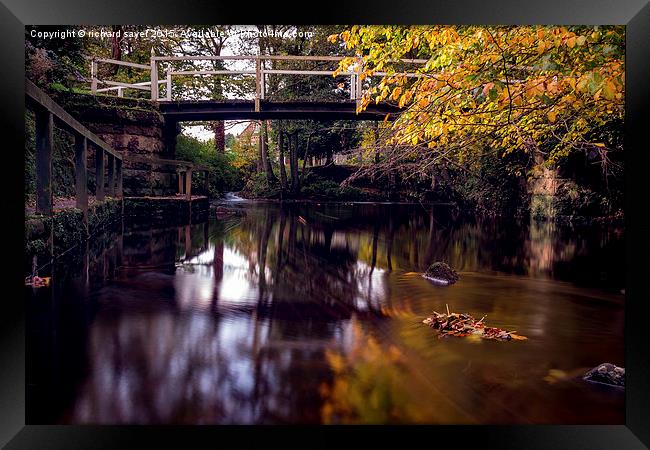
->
255;57;261;112
150;48;158;101
95;146;105;201
35;108;53;215
178;169;184;194
166;71;172;101
260;61;265;100
185;168;193;200
74;134;88;219
355;57;363;110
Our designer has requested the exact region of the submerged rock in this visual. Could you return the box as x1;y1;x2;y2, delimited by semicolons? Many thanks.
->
583;363;625;387
423;262;459;285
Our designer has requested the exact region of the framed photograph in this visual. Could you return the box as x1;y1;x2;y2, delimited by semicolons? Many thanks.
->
2;0;649;447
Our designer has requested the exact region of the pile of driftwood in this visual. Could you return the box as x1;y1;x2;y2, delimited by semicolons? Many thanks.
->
423;306;527;341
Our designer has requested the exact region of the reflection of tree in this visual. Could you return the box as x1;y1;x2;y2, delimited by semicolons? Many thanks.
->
318;319;477;424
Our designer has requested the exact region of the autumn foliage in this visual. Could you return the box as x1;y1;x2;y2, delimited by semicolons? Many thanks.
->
330;26;624;167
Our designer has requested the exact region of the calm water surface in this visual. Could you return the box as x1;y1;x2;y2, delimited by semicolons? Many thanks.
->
26;202;625;424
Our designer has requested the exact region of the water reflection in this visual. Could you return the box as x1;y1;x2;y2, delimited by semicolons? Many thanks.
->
26;203;625;424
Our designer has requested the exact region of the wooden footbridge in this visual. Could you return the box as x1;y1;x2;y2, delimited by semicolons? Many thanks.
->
89;54;427;121
26;53;427;216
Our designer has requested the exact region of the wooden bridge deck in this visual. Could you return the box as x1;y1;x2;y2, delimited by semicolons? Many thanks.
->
159;99;399;121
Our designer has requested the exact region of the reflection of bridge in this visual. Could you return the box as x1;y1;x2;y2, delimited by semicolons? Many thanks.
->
90;54;427;120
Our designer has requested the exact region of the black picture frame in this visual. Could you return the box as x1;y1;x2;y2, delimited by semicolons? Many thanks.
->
1;1;648;448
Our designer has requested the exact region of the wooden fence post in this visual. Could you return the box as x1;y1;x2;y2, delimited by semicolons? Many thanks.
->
115;158;123;197
95;146;105;201
356;72;362;110
150;48;158;101
35;108;53;214
107;153;115;196
255;57;261;112
166;71;172;101
74;134;88;214
178;169;184;194
185;168;193;200
260;61;265;100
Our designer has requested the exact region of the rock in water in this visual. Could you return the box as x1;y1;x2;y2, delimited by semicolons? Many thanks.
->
583;363;625;387
424;262;459;285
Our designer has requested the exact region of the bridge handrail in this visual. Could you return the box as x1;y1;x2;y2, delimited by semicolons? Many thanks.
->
26;78;125;215
26;79;123;161
89;54;427;107
121;154;210;199
123;154;210;172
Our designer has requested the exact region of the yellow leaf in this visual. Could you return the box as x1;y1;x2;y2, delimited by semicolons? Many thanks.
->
567;36;576;48
547;110;557;123
391;86;402;101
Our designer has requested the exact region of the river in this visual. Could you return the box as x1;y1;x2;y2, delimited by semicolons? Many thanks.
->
26;201;625;424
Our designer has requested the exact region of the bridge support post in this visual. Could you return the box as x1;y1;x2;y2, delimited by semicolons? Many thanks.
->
355;72;362;110
178;169;184;194
107;153;115;197
185;168;193;200
150;49;158;101
255;57;261;112
35;108;53;215
74;134;88;218
95;147;105;201
115;158;123;197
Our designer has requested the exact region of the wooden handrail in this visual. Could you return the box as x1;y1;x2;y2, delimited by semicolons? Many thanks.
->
26;78;125;214
88;53;427;104
123;154;210;172
26;79;123;161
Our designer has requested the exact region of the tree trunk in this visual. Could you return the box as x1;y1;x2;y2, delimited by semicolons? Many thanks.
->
278;127;288;190
300;134;311;184
290;134;300;194
257;123;264;172
325;147;333;166
110;26;123;76
260;120;277;184
213;121;225;153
